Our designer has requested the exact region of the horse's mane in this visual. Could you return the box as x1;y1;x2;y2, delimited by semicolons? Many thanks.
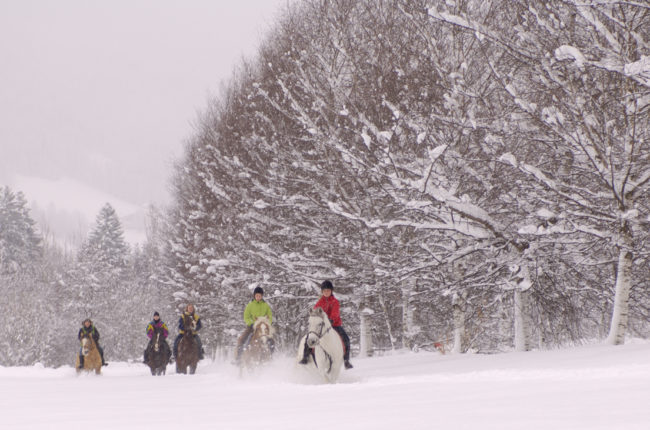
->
253;315;275;337
81;331;96;342
310;307;330;326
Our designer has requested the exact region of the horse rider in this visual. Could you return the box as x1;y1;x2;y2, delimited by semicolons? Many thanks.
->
77;318;107;368
233;286;274;364
143;311;171;364
172;304;205;361
299;280;353;369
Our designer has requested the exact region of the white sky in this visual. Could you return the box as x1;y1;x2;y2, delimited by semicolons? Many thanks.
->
0;0;289;206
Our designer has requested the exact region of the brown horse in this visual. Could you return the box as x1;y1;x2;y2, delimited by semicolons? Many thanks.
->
76;332;102;375
240;316;275;372
145;325;171;376
176;314;199;374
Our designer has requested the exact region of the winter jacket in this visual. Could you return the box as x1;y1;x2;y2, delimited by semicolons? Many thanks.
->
78;325;100;343
146;320;169;339
314;294;342;327
178;312;202;334
243;299;273;326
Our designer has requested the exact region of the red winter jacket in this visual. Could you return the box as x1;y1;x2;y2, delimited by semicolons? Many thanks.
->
314;294;342;327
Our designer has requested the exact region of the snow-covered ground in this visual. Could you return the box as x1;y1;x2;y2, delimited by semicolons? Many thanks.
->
2;340;649;430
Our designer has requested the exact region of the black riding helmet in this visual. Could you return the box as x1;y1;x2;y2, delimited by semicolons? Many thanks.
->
253;286;264;296
320;280;334;291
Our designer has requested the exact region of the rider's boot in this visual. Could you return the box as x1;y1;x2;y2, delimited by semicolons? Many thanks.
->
298;341;310;364
344;360;354;369
78;354;84;369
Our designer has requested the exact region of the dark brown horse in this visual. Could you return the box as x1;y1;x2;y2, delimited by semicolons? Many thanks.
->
145;325;171;376
76;332;102;375
240;316;274;373
176;314;199;374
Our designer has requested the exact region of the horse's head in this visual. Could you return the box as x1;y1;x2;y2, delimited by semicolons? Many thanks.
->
182;314;196;334
253;316;273;341
152;327;161;352
80;332;95;356
306;308;330;348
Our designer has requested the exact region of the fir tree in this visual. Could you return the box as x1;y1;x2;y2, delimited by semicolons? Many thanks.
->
0;186;42;274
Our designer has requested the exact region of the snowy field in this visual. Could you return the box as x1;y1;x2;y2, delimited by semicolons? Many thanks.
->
2;340;649;430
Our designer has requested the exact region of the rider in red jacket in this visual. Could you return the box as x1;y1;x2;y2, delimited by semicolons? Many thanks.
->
299;280;353;369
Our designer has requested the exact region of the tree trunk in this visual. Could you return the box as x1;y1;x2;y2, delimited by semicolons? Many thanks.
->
514;287;530;352
451;291;466;354
401;278;416;350
606;232;634;345
359;308;374;357
378;295;396;351
512;262;533;352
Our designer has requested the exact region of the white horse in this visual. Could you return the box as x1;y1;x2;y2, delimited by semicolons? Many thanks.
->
296;307;344;383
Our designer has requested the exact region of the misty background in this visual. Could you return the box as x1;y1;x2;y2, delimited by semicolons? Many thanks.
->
0;0;287;244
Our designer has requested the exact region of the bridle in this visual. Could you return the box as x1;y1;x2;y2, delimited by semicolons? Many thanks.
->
306;316;334;373
307;318;331;342
81;333;94;355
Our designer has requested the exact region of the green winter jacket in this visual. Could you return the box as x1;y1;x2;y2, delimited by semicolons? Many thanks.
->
243;299;273;326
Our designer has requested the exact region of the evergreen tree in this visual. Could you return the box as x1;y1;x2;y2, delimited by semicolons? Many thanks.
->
0;186;42;274
78;203;129;277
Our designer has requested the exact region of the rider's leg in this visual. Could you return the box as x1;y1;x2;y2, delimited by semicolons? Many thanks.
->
333;326;353;368
298;338;311;364
78;349;84;369
196;335;204;359
235;326;253;362
173;334;181;358
98;345;107;366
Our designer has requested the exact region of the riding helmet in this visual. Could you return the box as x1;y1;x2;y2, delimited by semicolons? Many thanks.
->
153;311;160;317
253;286;264;296
321;280;334;291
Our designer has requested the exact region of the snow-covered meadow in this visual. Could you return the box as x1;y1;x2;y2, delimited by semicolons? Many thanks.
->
2;340;648;430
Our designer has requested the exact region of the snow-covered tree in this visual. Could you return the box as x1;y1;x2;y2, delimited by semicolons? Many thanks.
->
0;186;42;274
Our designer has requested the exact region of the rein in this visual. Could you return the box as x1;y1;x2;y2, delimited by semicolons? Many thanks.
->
308;320;331;340
307;319;334;373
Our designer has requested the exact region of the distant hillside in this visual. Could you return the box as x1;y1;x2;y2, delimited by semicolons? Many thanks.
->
9;175;147;247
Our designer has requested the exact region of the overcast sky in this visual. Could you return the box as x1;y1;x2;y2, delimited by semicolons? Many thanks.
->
0;0;289;207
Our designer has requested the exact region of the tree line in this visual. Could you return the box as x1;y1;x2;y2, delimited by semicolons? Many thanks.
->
1;0;648;366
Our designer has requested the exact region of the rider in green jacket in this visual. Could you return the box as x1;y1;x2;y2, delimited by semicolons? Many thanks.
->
234;286;273;363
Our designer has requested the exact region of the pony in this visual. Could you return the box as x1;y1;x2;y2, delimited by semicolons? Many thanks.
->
75;332;102;375
240;315;275;373
176;313;199;374
296;307;344;383
145;325;171;376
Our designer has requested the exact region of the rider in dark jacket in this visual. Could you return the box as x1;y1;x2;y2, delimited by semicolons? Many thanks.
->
144;311;171;364
77;318;107;368
172;304;204;360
